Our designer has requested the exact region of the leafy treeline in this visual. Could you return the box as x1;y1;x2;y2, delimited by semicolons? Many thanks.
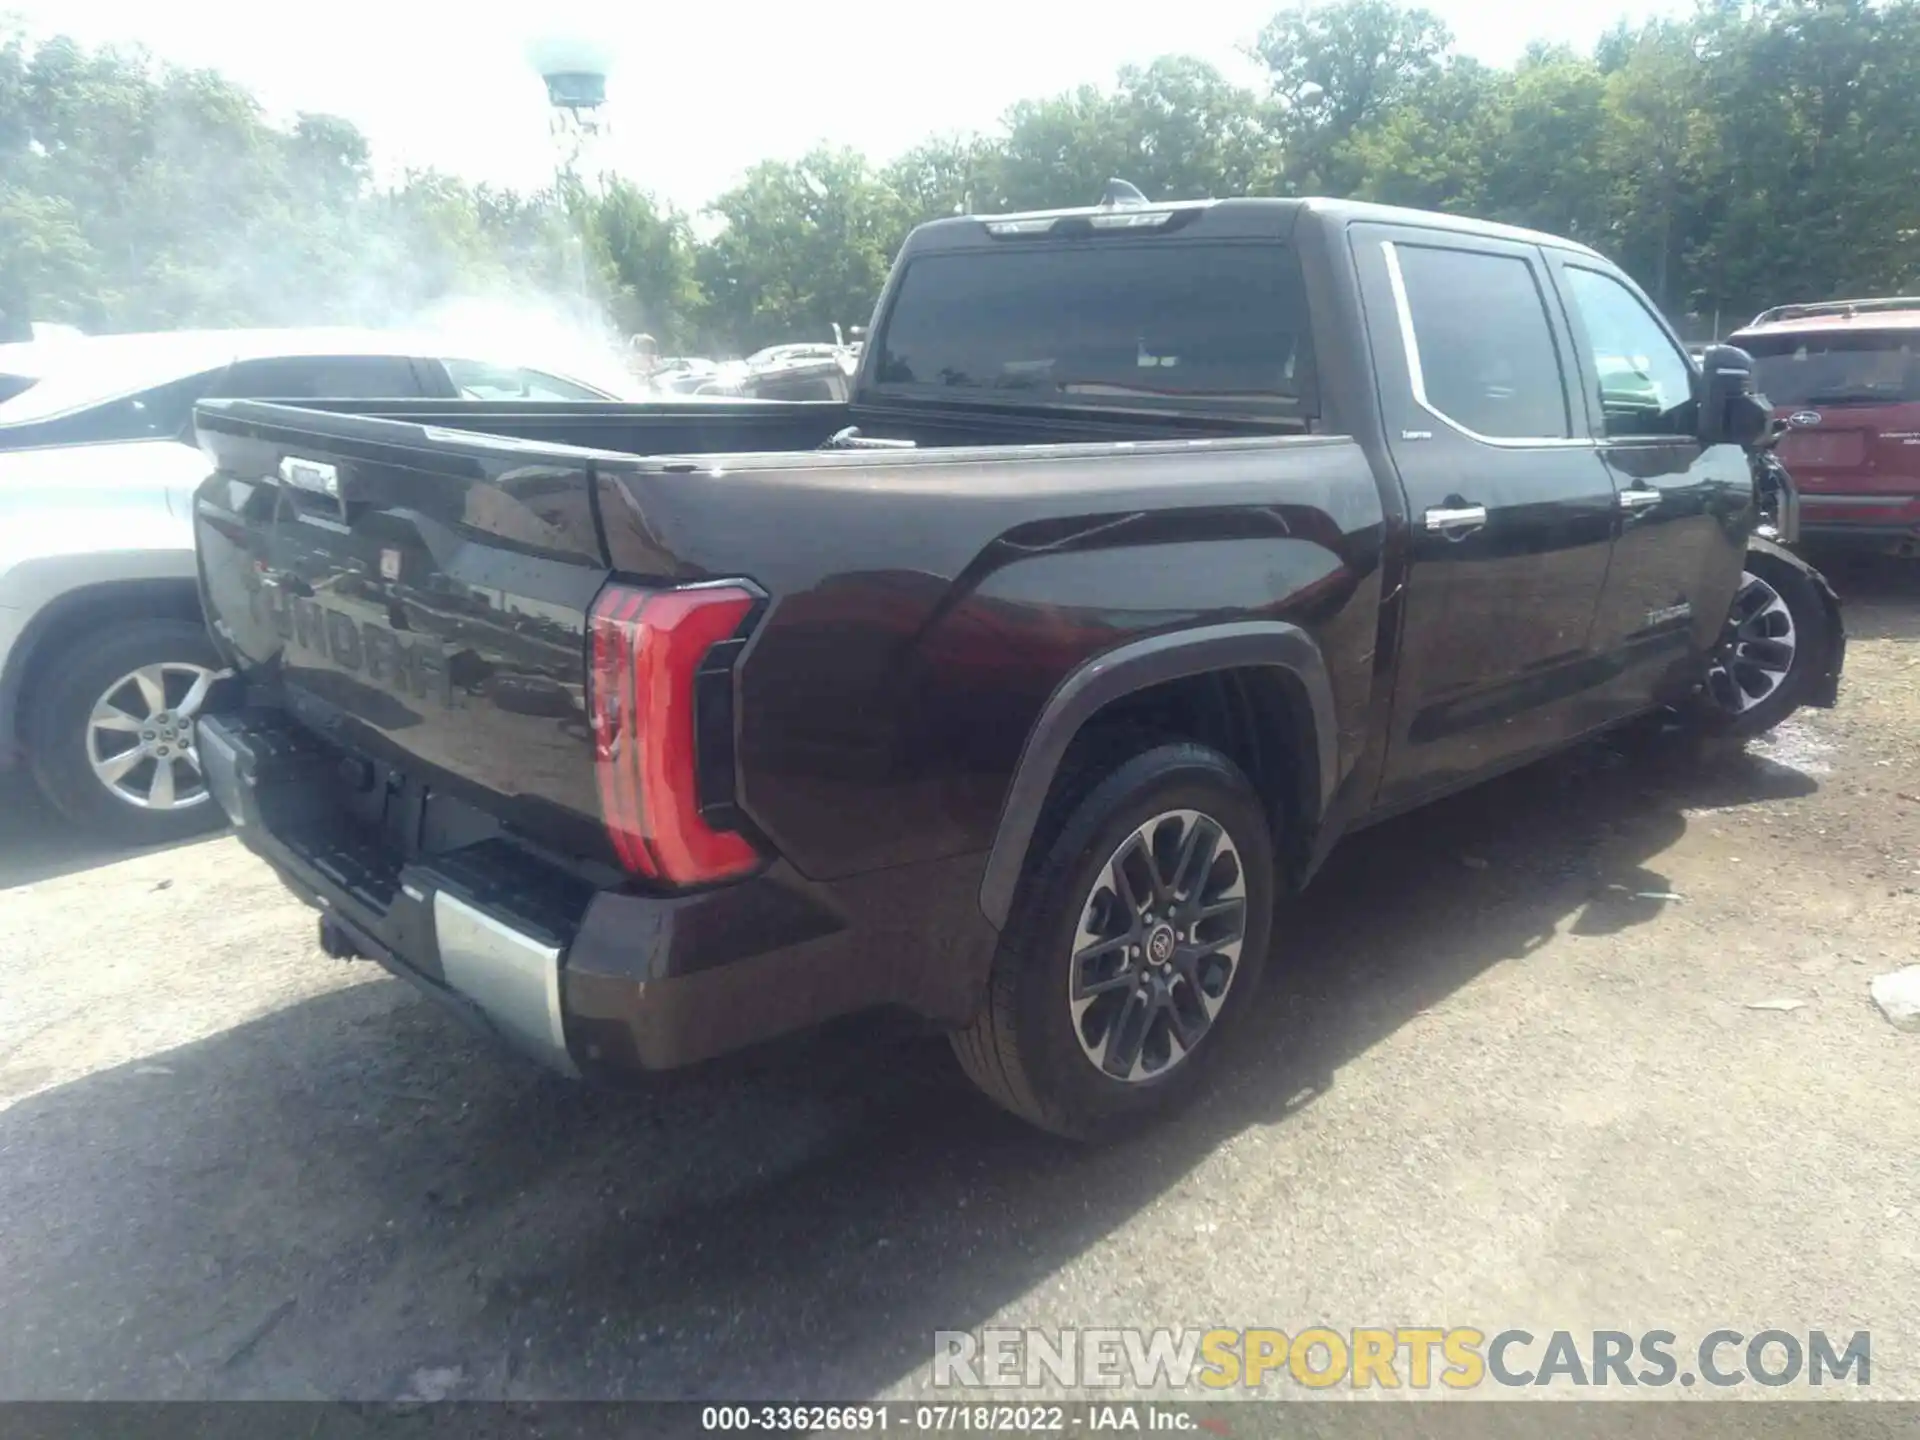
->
5;0;1919;354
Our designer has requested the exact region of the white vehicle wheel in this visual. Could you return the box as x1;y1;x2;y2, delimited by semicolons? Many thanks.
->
26;619;233;844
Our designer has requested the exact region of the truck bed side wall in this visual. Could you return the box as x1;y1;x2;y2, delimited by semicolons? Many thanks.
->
594;436;1390;899
278;398;853;458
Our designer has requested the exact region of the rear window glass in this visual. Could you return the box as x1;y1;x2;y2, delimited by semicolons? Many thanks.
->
1743;331;1920;408
874;241;1316;420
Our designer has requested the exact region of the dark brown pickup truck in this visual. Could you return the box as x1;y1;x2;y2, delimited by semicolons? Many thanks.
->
188;192;1843;1139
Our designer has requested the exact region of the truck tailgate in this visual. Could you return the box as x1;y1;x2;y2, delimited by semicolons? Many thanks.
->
192;400;624;857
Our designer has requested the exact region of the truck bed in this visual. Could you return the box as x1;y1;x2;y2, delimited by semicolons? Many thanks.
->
188;387;1380;1072
191;399;1377;884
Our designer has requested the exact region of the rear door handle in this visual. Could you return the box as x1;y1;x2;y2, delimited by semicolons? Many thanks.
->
1618;488;1662;511
1423;504;1488;533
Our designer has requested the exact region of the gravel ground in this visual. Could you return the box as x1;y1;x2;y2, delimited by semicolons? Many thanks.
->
0;552;1915;1404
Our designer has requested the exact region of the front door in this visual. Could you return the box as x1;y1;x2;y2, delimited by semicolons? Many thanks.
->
1550;259;1753;715
1350;225;1620;811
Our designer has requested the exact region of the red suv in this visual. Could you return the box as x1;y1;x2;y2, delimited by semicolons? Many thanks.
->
1730;298;1920;555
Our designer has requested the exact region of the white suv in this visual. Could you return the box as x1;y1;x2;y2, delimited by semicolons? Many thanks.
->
0;328;632;844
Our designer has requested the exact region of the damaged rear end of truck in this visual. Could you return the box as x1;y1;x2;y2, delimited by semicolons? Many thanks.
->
192;407;994;1078
190;408;829;1076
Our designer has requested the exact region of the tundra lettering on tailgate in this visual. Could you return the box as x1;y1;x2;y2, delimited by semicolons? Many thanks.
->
252;580;454;707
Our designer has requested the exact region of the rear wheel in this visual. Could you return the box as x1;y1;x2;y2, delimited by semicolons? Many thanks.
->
1691;550;1833;739
951;742;1276;1140
25;619;232;845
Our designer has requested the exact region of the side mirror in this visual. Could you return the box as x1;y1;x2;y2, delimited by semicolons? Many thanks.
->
1696;343;1773;449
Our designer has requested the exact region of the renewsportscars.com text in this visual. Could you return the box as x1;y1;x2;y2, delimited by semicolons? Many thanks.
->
933;1327;1871;1391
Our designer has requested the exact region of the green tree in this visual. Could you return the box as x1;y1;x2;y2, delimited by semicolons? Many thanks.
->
884;133;1007;222
994;58;1273;210
1341;54;1500;214
0;186;96;327
1253;0;1453;191
1594;22;1717;309
1686;0;1920;318
698;147;909;351
1486;47;1612;243
584;176;704;349
12;3;1920;353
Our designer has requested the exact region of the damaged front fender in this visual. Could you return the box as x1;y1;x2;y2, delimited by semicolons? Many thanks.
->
1746;533;1845;709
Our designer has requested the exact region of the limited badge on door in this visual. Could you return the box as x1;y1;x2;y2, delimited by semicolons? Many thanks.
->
1644;601;1692;628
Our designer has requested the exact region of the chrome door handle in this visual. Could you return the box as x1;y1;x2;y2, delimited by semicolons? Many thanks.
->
1618;488;1662;511
1423;504;1488;532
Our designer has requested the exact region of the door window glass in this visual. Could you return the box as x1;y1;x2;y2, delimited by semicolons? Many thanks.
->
1392;243;1571;440
211;355;425;398
0;371;215;445
1563;266;1697;437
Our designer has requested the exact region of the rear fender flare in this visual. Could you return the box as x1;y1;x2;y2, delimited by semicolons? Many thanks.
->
977;621;1337;929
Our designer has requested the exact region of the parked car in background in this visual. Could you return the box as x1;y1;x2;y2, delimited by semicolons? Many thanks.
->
740;351;855;401
1730;297;1920;556
645;362;741;397
744;342;847;369
0;328;637;845
644;330;863;400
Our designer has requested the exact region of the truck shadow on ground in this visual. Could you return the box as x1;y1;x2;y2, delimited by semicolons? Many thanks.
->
0;775;218;892
0;729;1818;1402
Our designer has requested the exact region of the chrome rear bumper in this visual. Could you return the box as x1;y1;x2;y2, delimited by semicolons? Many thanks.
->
433;891;574;1073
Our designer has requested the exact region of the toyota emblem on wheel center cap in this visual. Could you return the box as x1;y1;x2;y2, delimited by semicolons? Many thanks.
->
1147;924;1176;964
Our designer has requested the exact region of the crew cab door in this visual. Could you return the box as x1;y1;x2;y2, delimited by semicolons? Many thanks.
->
1350;224;1619;810
1548;259;1751;714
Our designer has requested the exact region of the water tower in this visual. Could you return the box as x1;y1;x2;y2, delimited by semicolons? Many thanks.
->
525;29;616;320
525;31;616;184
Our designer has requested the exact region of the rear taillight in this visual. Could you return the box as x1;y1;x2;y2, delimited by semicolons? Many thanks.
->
588;581;761;886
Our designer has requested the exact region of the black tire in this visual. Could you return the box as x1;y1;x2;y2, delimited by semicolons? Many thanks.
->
1689;549;1835;740
951;741;1277;1140
24;618;231;845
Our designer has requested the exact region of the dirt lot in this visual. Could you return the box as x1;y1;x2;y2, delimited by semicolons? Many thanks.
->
1;552;1916;1404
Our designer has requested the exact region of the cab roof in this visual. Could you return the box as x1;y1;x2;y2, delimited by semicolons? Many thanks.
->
901;194;1609;263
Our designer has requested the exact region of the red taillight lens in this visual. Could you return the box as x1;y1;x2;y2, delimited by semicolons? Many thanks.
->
588;582;761;886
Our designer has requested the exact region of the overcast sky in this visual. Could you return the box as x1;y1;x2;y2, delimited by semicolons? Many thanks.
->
18;1;1683;211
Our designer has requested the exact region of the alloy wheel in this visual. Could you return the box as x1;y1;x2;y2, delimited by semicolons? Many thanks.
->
1705;570;1797;715
85;662;221;812
1068;808;1248;1083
